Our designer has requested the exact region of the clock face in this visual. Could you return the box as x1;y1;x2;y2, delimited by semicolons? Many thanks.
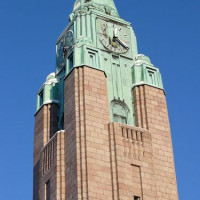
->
57;39;65;66
98;22;130;54
64;30;74;52
56;27;74;72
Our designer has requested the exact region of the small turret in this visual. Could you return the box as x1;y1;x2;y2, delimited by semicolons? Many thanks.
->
36;72;59;111
132;54;164;89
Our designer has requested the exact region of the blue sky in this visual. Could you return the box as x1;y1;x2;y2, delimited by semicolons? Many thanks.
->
0;0;199;199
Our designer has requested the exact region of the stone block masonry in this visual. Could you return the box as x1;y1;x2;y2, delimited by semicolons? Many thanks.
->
33;104;58;200
133;85;178;199
33;66;178;200
64;66;112;200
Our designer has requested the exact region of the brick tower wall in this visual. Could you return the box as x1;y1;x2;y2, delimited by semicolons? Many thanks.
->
34;68;178;200
64;66;113;200
108;122;157;200
33;104;58;200
63;67;178;200
133;85;178;200
39;130;65;200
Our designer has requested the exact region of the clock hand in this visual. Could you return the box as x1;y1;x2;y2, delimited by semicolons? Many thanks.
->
115;37;129;49
114;27;118;38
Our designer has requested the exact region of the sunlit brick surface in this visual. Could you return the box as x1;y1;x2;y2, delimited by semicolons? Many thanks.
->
133;85;178;199
33;67;178;200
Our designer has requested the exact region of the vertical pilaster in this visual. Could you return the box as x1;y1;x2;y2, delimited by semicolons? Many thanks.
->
91;13;96;45
76;14;81;39
86;13;91;40
81;14;86;37
133;86;148;129
108;123;119;200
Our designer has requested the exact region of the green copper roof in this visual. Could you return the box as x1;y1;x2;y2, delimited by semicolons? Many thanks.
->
72;0;119;17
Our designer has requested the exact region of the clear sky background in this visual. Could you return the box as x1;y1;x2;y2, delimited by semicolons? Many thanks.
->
0;0;199;199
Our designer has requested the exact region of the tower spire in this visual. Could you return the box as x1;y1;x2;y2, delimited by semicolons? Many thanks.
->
72;0;119;17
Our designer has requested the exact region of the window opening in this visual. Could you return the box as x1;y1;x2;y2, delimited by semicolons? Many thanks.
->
149;72;153;84
88;51;96;67
39;90;44;107
60;113;64;130
46;180;50;200
69;54;73;71
90;54;94;66
147;68;157;86
112;100;129;124
134;196;140;200
114;114;127;124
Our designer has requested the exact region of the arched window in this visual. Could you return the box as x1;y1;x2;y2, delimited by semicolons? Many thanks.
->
111;100;129;124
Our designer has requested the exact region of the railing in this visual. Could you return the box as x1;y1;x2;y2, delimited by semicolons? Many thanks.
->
120;125;149;159
41;138;55;175
121;126;146;144
40;130;65;176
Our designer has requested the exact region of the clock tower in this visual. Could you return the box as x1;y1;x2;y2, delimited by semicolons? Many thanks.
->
33;0;178;200
55;0;139;127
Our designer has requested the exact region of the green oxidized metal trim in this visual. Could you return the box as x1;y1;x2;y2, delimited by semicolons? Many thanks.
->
132;54;164;90
36;0;165;129
36;73;59;112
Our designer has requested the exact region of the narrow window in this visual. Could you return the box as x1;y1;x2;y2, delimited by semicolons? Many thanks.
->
134;196;140;200
39;90;44;107
147;68;157;86
149;73;153;84
68;54;73;71
88;52;96;68
60;113;64;130
90;54;94;66
46;180;50;200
